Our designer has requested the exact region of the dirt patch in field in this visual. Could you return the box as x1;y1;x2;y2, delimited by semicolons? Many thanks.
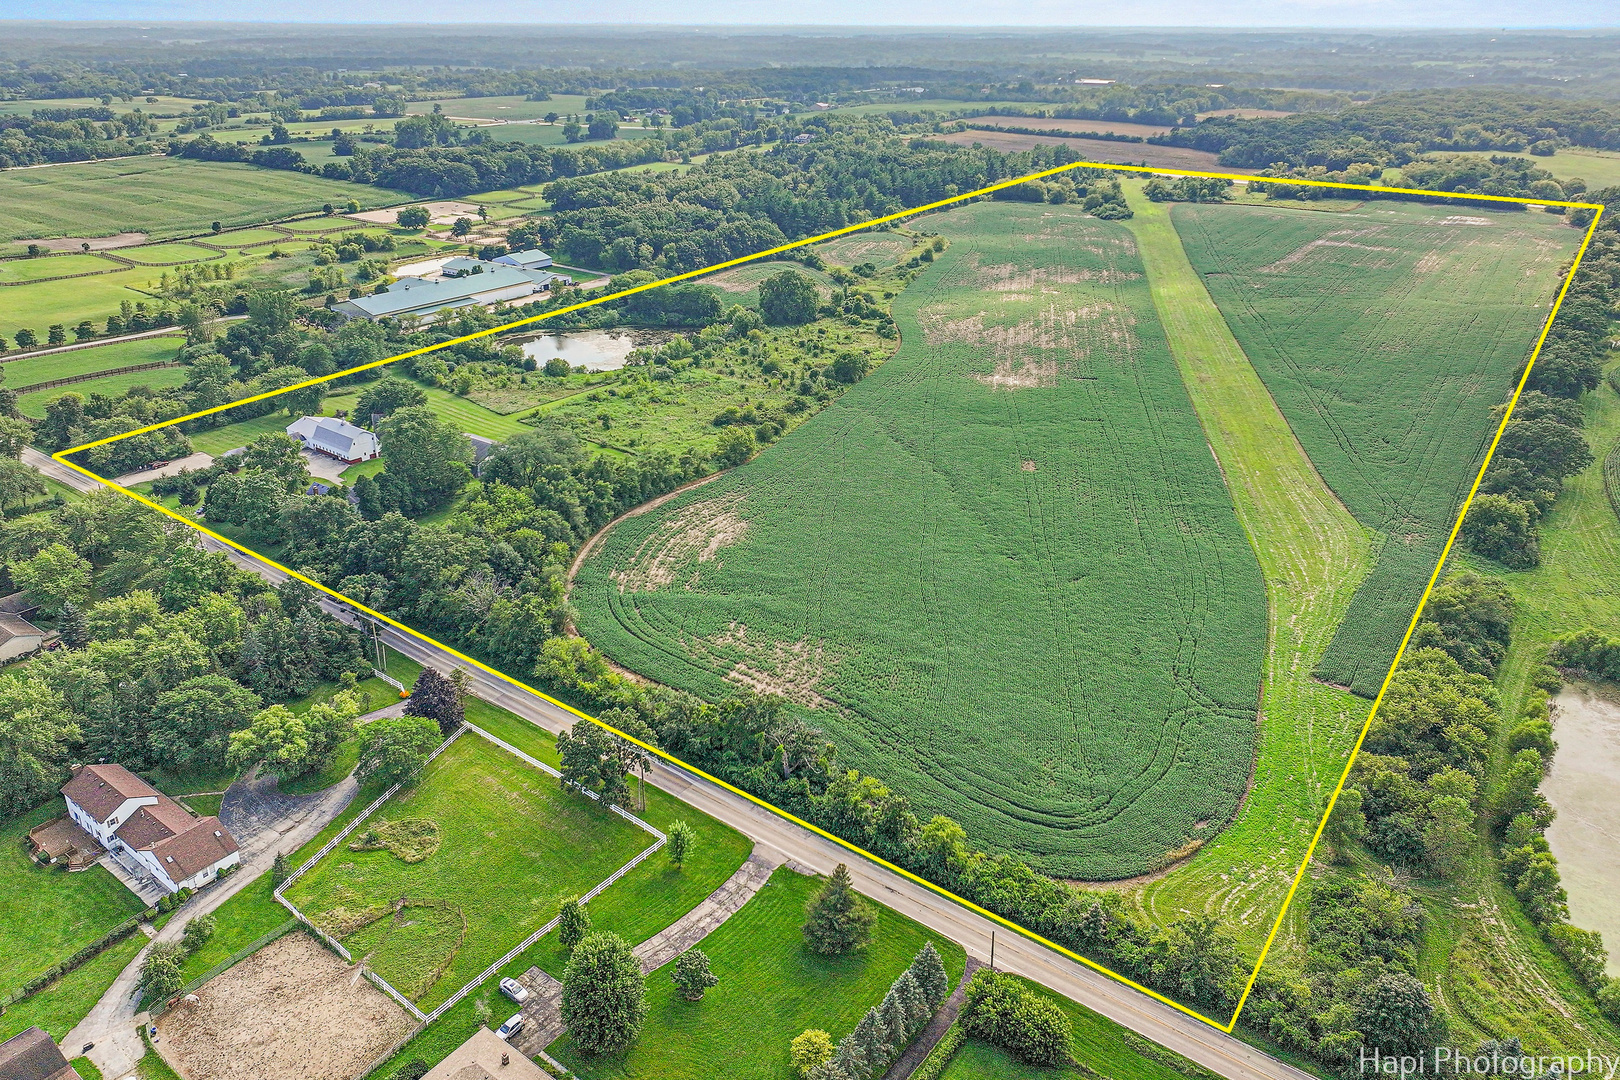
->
815;234;911;265
1440;215;1494;226
974;260;1140;291
1256;230;1400;274
613;492;749;592
693;622;838;708
933;130;1253;173
155;931;417;1080
26;232;148;251
958;116;1173;138
923;298;1138;387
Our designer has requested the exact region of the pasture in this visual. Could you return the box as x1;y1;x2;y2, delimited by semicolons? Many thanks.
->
0;157;406;244
2;335;184;388
406;94;593;121
0;253;124;283
574;200;1269;880
117;242;223;265
282;732;652;1008
551;867;965;1080
0;265;156;340
19;366;188;418
1175;198;1582;693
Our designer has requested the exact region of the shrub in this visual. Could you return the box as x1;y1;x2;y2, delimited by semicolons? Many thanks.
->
671;947;718;1001
558;896;591;953
392;1060;431;1080
960;970;1070;1067
139;942;186;1001
181;914;217;954
790;1029;835;1077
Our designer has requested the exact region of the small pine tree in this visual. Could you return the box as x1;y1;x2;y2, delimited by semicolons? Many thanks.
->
558;896;590;953
909;941;949;1009
832;1036;869;1080
892;969;929;1034
849;1008;886;1076
58;602;88;649
876;987;908;1063
271;851;291;887
803;864;876;955
671;947;719;1001
405;667;464;736
666;820;696;867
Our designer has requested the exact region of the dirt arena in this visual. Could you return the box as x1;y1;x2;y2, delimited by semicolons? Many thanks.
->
155;932;418;1080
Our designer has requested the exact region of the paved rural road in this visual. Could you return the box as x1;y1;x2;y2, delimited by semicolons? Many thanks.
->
40;456;1318;1080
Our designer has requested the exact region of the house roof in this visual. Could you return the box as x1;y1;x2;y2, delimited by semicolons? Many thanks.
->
0;1026;81;1080
62;763;157;821
496;249;553;268
336;265;553;320
114;795;199;850
422;1027;554;1080
152;816;239;879
0;590;38;615
0;612;44;645
288;417;376;458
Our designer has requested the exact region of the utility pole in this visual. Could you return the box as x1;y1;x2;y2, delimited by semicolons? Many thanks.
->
990;931;996;974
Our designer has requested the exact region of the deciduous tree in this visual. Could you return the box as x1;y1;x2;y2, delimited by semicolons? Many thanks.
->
560;931;647;1054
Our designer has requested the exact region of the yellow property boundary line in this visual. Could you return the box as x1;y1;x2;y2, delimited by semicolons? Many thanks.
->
50;159;1606;1036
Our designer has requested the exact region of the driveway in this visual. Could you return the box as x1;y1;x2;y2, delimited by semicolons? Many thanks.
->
299;449;351;484
111;452;213;487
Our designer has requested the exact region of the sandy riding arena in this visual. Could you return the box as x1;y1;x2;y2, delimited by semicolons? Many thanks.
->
155;932;417;1080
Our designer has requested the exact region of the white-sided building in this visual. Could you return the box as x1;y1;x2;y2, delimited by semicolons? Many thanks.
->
61;764;239;895
287;416;381;464
493;249;554;272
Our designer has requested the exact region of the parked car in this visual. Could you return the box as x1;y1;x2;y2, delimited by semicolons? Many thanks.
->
499;978;529;1005
497;1013;524;1041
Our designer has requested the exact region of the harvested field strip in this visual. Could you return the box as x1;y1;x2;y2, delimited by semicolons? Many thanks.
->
1116;188;1372;956
576;200;1269;879
1174;199;1582;693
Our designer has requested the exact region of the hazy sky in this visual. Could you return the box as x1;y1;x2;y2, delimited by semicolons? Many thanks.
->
9;0;1613;26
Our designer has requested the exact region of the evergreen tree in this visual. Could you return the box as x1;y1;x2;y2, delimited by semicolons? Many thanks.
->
405;667;464;736
876;988;908;1063
559;931;647;1054
671;947;719;1001
558;896;591;953
848;1008;886;1077
803;864;876;955
271;850;291;887
910;942;949;1010
831;1038;869;1080
57;601;89;649
893;969;929;1033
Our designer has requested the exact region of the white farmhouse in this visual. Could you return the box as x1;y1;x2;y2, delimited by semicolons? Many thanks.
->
61;764;240;894
287;416;381;465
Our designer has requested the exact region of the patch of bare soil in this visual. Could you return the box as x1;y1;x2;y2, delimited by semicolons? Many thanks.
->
612;491;749;592
958;116;1173;138
155;932;416;1080
26;232;148;251
689;622;839;707
974;260;1140;291
922;297;1138;390
1256;229;1400;274
1439;215;1494;226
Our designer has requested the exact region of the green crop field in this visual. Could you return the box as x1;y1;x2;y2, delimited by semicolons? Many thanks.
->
3;335;183;388
284;732;652;1008
552;866;966;1080
406;94;592;121
1175;199;1582;695
20;366;188;419
574;200;1269;880
0;157;407;244
0;801;149;995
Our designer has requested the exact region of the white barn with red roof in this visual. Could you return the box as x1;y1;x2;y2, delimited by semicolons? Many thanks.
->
61;764;240;894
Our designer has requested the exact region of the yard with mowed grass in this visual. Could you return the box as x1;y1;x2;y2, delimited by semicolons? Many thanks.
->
0;800;149;995
184;411;307;456
283;731;654;1008
936;974;1214;1080
552;866;965;1080
20;366;188;418
0;934;145;1043
420;385;537;439
0;157;408;244
575;199;1269;880
3;335;184;388
1174;198;1583;695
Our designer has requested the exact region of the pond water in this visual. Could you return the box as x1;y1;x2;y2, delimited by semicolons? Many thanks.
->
1544;684;1620;975
518;330;645;372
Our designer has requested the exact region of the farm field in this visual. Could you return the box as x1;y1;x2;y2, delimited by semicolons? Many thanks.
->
0;253;124;283
0;800;149;995
2;334;184;388
283;731;653;1008
697;260;838;307
934;130;1236;172
116;242;224;265
574;199;1270;880
0;156;407;245
20;366;188;418
551;866;966;1080
957;115;1173;137
406;94;593;121
1174;198;1583;694
0;265;158;340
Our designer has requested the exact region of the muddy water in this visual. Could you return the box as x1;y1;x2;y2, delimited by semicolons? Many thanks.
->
517;330;647;372
1544;684;1620;975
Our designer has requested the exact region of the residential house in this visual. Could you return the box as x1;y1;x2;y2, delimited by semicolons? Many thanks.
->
0;613;46;663
61;764;239;895
287;416;381;464
466;433;499;476
422;1027;554;1080
0;1027;82;1080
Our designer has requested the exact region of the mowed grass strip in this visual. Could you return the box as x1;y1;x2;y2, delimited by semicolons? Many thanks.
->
284;732;652;1008
1117;187;1371;955
0;254;125;283
3;335;184;388
1173;198;1583;693
576;200;1269;880
116;242;223;265
420;386;535;439
0;157;407;244
0;800;149;993
20;367;188;419
553;867;966;1080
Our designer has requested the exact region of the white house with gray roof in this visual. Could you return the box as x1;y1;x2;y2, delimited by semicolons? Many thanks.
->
287;416;380;464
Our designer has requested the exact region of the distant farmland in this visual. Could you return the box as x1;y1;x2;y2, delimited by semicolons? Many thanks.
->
1175;200;1582;694
575;200;1269;880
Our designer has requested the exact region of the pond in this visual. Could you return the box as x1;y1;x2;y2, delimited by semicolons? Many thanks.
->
517;330;654;373
1544;683;1620;975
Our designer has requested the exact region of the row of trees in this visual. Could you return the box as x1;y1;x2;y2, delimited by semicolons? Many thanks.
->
793;939;954;1079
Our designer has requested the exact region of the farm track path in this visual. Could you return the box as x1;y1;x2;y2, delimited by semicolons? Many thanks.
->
35;444;1320;1080
1120;187;1374;959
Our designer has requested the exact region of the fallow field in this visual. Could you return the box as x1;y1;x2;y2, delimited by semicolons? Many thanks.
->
575;200;1270;880
1175;200;1582;694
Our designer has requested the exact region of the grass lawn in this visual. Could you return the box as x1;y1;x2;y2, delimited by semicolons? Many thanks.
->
0;253;125;282
284;732;653;1007
0;800;149;994
419;385;536;439
553;866;966;1080
339;457;387;482
0;934;145;1043
0;157;407;245
184;411;304;455
20;367;189;419
180;793;224;817
117;242;223;266
938;975;1216;1080
0;265;158;341
3;336;184;389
